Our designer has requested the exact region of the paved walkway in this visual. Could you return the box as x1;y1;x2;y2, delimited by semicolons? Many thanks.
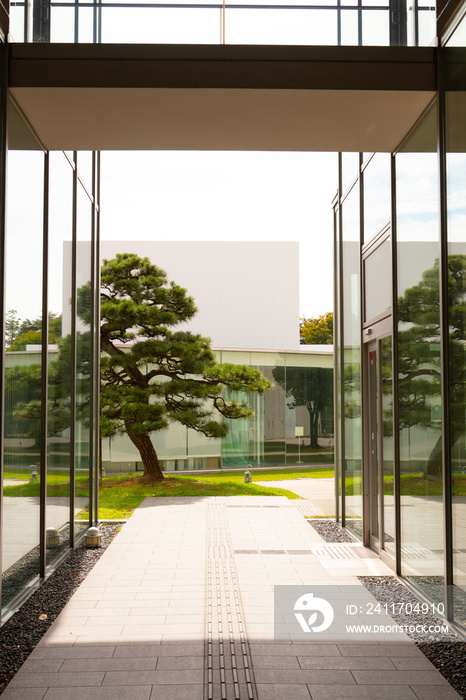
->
4;496;461;700
256;477;336;517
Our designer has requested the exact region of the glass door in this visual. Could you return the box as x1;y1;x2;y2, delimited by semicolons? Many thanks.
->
365;333;395;556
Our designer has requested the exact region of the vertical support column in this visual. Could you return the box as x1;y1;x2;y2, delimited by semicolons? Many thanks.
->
389;0;407;46
32;0;51;43
437;47;454;619
93;151;101;523
69;152;77;548
88;156;95;528
338;153;346;525
390;153;402;576
333;202;339;523
39;152;49;579
359;154;369;546
0;39;9;618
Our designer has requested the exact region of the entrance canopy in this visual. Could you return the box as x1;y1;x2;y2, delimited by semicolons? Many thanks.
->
10;44;436;152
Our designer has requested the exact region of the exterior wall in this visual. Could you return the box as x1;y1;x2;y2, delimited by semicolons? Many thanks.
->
335;16;466;630
1;99;100;620
100;240;300;352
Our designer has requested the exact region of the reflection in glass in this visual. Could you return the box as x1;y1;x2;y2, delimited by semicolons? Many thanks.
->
381;335;395;554
46;152;73;567
364;238;392;321
342;182;362;538
75;181;92;536
445;26;466;624
2;103;44;612
396;107;444;591
363;153;391;242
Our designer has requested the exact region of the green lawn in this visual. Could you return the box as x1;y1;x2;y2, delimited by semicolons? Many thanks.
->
344;472;466;497
3;467;334;519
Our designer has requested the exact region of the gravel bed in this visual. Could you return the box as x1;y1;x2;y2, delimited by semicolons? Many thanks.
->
0;523;121;696
360;576;466;698
309;518;357;543
310;520;466;697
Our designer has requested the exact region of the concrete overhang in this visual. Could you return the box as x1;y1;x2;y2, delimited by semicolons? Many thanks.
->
9;43;437;152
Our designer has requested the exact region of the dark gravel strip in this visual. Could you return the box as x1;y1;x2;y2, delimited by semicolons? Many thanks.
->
359;576;466;699
309;518;357;543
0;523;121;696
309;520;466;698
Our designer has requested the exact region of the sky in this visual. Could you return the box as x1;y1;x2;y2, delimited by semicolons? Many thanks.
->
100;150;337;319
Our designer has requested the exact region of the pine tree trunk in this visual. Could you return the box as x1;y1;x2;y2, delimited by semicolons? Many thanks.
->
125;425;164;481
309;410;319;449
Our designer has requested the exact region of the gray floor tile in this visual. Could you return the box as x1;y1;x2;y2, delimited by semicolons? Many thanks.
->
156;656;204;669
0;689;47;700
410;686;462;699
298;656;395;670
43;688;152;700
28;647;115;661
19;660;64;674
254;669;355;684
306;685;419;699
256;685;311;700
8;672;105;688
59;657;158;672
102;669;203;685
149;685;204;699
352;670;454;685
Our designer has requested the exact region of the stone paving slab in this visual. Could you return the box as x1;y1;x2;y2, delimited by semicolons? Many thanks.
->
7;496;461;700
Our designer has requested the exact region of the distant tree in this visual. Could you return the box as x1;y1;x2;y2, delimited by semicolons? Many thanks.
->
300;312;333;345
272;366;333;448
6;312;62;351
100;254;272;481
395;255;465;477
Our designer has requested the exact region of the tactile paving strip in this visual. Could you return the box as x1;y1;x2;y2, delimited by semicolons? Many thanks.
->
205;503;256;700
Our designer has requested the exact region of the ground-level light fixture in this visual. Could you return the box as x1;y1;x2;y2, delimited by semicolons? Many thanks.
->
85;527;102;548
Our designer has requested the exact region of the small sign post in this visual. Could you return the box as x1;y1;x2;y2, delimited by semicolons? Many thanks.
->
295;427;304;464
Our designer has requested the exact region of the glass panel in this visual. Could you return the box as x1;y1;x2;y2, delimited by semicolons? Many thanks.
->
46;152;73;567
381;335;395;555
341;9;360;45
100;7;220;43
341;153;360;197
75;183;92;536
226;9;338;45
363;152;391;242
362;10;389;45
2;101;44;613
77;152;94;195
50;7;75;42
396;102;444;593
445;23;466;628
364;238;392;321
342;180;362;538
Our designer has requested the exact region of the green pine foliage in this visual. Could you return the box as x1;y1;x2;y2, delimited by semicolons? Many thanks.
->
100;253;272;481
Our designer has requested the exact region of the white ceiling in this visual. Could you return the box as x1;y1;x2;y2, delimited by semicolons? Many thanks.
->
10;86;435;152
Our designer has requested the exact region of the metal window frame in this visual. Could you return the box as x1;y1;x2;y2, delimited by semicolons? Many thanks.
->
437;46;454;619
0;39;8;619
39;151;49;579
69;151;77;549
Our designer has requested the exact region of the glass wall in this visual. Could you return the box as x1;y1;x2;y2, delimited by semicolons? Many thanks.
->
341;169;363;538
46;152;73;567
395;103;444;589
2;101;44;613
9;0;436;47
101;349;334;472
1;105;100;619
445;20;466;627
